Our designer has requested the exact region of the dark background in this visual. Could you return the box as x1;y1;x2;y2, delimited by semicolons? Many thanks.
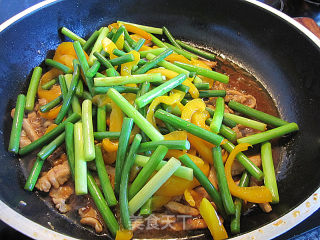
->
0;0;319;239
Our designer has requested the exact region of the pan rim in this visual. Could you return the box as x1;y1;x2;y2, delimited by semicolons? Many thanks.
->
0;0;319;239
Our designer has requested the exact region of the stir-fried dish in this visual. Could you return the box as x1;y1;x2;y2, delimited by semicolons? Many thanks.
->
8;21;299;239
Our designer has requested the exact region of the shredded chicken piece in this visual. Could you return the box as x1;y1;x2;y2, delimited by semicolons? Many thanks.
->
201;60;217;68
35;160;70;192
79;206;103;233
49;184;73;213
208;166;219;190
36;98;47;111
232;154;261;176
165;201;199;216
194;187;211;201
237;124;261;137
250;177;272;213
106;165;115;189
225;90;256;108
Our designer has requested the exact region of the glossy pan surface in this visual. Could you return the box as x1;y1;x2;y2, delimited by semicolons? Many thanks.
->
0;0;320;239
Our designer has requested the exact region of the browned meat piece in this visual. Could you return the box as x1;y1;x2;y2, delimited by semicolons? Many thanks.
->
165;201;199;216
49;184;73;213
201;60;217;68
19;130;31;148
213;81;227;91
232;154;261;176
250;177;272;213
225;90;257;108
106;165;115;189
232;125;243;139
35;161;70;192
208;165;219;190
23;118;39;141
170;218;207;231
237;124;261;137
36;98;47;111
79;206;103;233
48;151;67;166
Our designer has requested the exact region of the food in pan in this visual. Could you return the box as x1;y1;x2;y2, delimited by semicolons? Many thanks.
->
8;21;299;239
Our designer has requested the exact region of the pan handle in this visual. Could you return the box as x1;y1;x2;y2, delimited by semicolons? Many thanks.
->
294;17;320;38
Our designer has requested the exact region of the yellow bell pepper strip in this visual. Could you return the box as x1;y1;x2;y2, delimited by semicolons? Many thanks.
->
164;130;188;158
188;134;214;164
165;53;190;64
199;198;228;240
122;23;152;40
146;91;185;128
182;78;199;98
151;195;172;210
102;138;119;152
191;110;210;130
102;37;118;59
115;33;124;50
115;229;133;240
121;50;140;76
92;93;112;107
181;98;206;122
139;45;153;51
109;101;124;132
184;188;196;207
38;68;62;102
156;152;209;197
225;143;272;203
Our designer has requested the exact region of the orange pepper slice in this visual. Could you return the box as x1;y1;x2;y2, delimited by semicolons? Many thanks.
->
102;138;119;152
39;105;61;120
225;143;272;203
109;101;124;132
122;23;152;40
108;22;119;31
53;54;75;69
130;34;152;46
38;68;62;102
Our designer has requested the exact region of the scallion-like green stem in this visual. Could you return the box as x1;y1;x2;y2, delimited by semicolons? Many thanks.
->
210;97;225;133
176;40;216;60
114;118;134;195
107;89;164;141
97;105;107;132
118;21;163;34
129;145;168;199
94;73;162;87
25;67;42;111
224;112;267;131
120;134;142;229
8;94;26;153
74;122;87;195
237;123;299;145
128;157;181;215
45;59;72;74
261;141;279;203
82;100;95;161
155;109;224;146
24;157;45;191
212;146;235;215
228;100;289;127
134;155;193;181
65;122;75;178
138;140;190;152
95;145;117;206
88;27;109;66
93;131;120;140
135;73;187;108
61;27;86;45
37;132;65;160
174;61;229;83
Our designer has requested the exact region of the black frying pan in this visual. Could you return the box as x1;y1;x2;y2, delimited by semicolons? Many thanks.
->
0;0;320;239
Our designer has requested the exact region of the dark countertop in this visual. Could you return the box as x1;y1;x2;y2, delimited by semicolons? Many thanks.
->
0;0;319;239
